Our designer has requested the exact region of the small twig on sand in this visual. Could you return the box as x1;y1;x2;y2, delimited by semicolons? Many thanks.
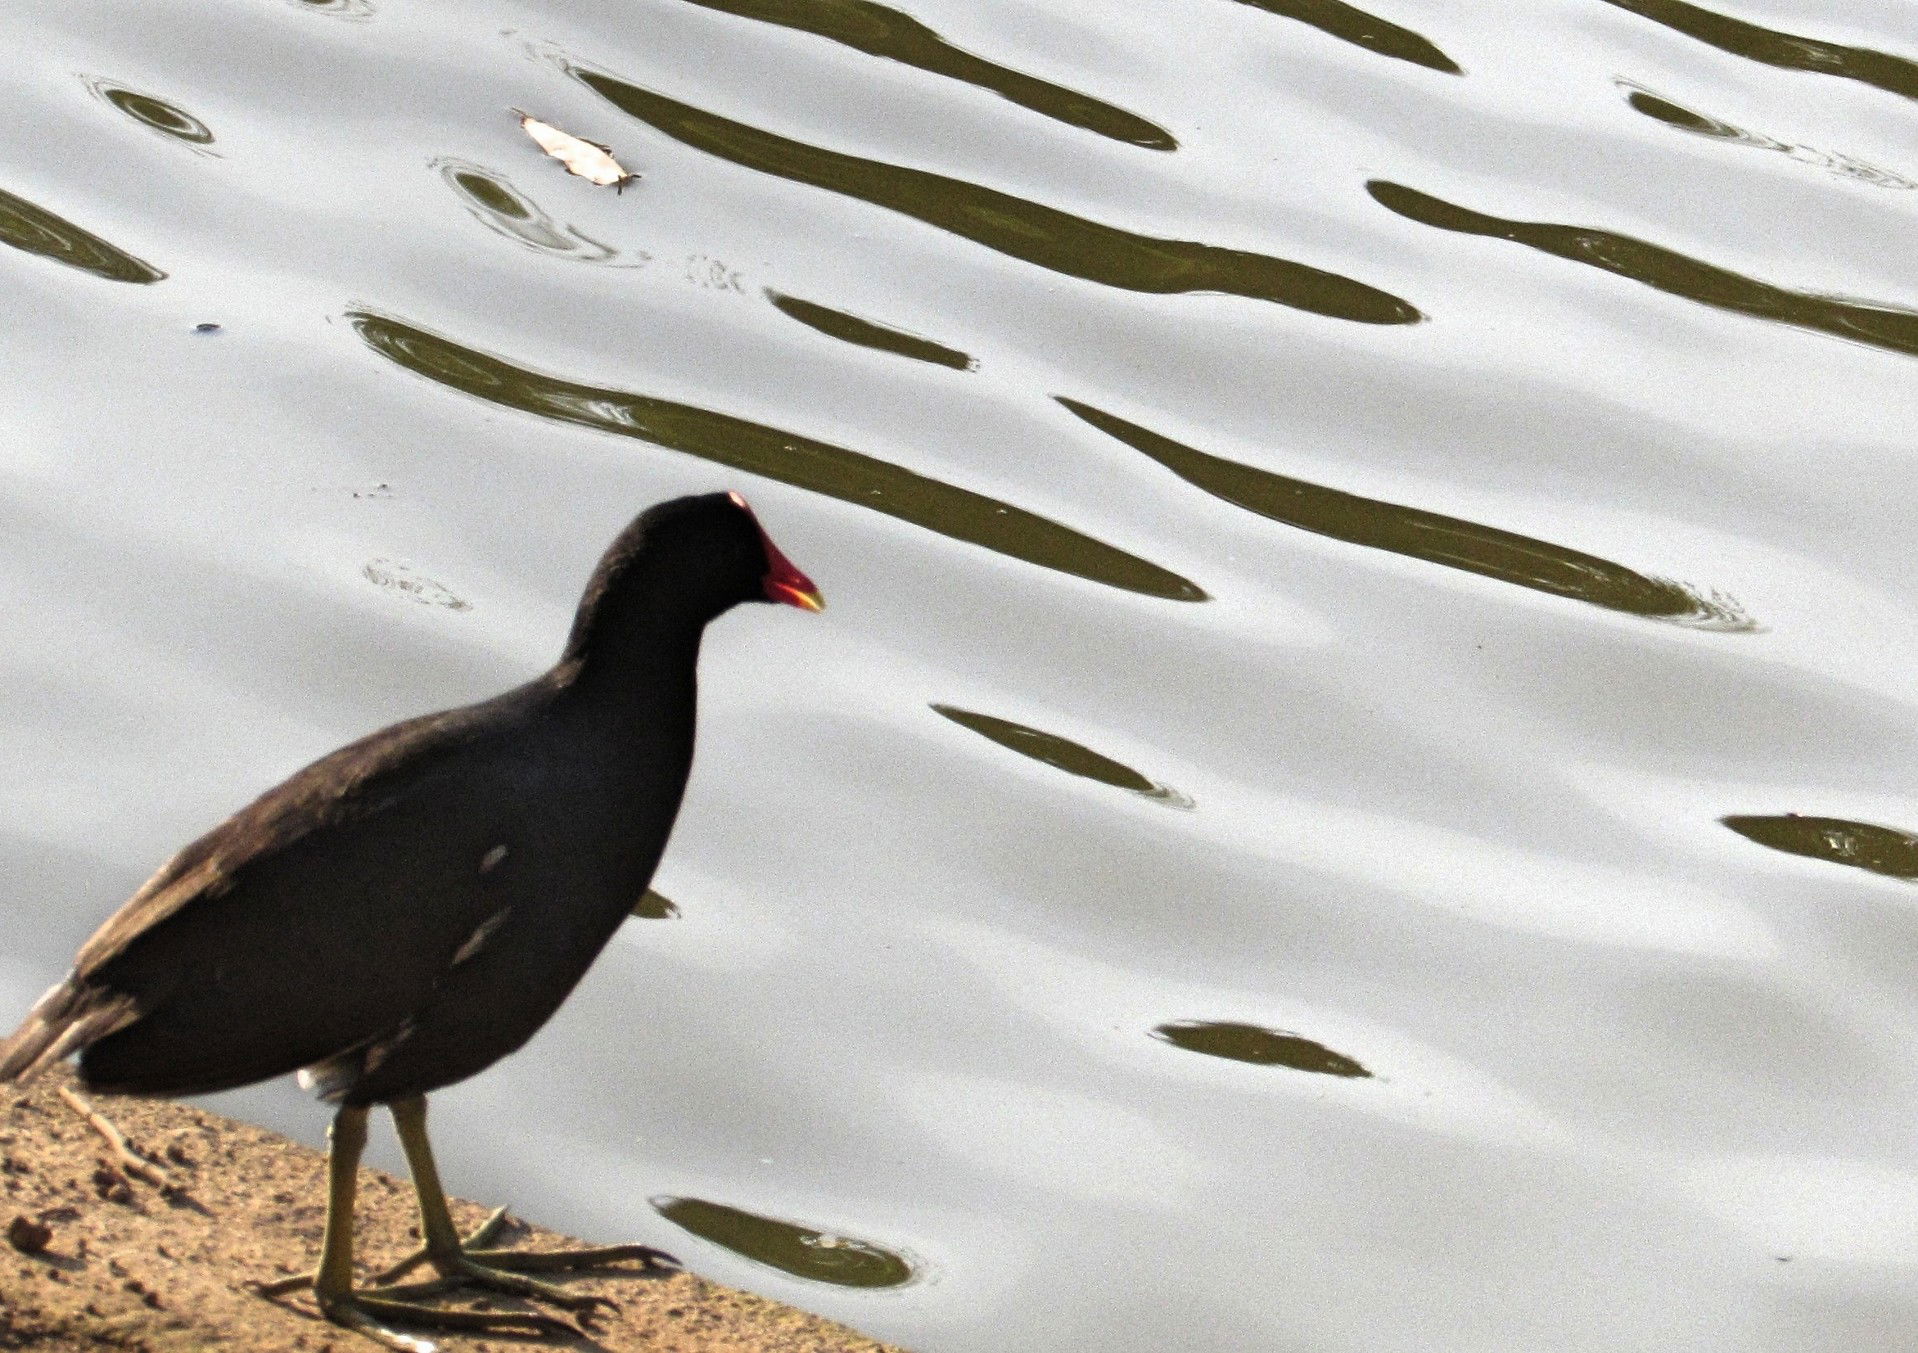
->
57;1087;175;1193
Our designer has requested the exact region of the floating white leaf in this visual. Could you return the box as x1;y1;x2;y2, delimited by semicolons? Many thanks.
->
513;110;636;190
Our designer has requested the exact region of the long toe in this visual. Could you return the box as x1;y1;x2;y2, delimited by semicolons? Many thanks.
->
316;1289;581;1349
313;1292;440;1353
369;1254;615;1316
365;1241;680;1322
467;1240;680;1274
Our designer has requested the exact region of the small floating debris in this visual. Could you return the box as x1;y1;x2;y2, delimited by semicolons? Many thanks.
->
192;322;222;335
514;109;636;190
362;559;471;611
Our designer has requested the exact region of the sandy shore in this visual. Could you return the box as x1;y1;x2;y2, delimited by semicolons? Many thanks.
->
0;1067;905;1352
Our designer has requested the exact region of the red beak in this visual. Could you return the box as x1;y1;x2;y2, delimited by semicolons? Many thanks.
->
731;492;824;612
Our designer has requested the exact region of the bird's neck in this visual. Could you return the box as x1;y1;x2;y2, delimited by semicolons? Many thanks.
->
554;608;706;720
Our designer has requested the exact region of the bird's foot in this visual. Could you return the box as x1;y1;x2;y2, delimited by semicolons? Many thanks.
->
362;1206;513;1287
258;1208;512;1297
363;1206;678;1317
263;1205;678;1324
313;1285;581;1353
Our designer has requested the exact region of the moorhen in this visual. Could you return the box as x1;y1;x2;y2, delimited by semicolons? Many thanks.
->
0;491;822;1349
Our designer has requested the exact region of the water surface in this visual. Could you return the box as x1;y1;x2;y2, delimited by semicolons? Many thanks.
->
6;3;1918;1352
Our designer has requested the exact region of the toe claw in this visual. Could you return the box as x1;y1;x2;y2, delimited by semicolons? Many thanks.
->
571;1292;619;1325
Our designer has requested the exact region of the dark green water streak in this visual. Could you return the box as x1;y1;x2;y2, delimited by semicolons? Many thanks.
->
678;0;1177;148
0;186;165;283
1229;0;1460;73
575;69;1421;325
1368;180;1918;360
1723;814;1918;880
1601;0;1918;103
352;312;1204;601
1060;397;1731;623
769;292;976;370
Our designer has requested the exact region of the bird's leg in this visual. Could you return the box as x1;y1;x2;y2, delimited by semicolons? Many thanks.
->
365;1095;675;1315
260;1105;577;1350
306;1106;436;1351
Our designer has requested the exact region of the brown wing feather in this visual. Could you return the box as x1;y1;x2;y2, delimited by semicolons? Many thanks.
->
73;703;491;980
4;680;550;1096
0;990;136;1084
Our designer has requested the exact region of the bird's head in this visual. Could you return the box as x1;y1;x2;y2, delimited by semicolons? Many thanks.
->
563;492;822;664
725;491;824;614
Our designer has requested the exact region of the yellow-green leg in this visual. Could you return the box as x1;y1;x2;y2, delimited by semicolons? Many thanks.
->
366;1096;675;1312
256;1105;578;1350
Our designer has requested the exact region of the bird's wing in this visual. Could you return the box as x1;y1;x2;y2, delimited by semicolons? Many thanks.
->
5;684;564;1096
73;696;513;983
3;698;519;1088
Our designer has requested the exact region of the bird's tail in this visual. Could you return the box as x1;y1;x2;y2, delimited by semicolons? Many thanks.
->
0;979;136;1085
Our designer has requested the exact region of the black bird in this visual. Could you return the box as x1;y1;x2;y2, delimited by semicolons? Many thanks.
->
0;492;823;1349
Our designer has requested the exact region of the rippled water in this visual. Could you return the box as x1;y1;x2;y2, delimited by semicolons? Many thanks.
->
6;2;1918;1349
